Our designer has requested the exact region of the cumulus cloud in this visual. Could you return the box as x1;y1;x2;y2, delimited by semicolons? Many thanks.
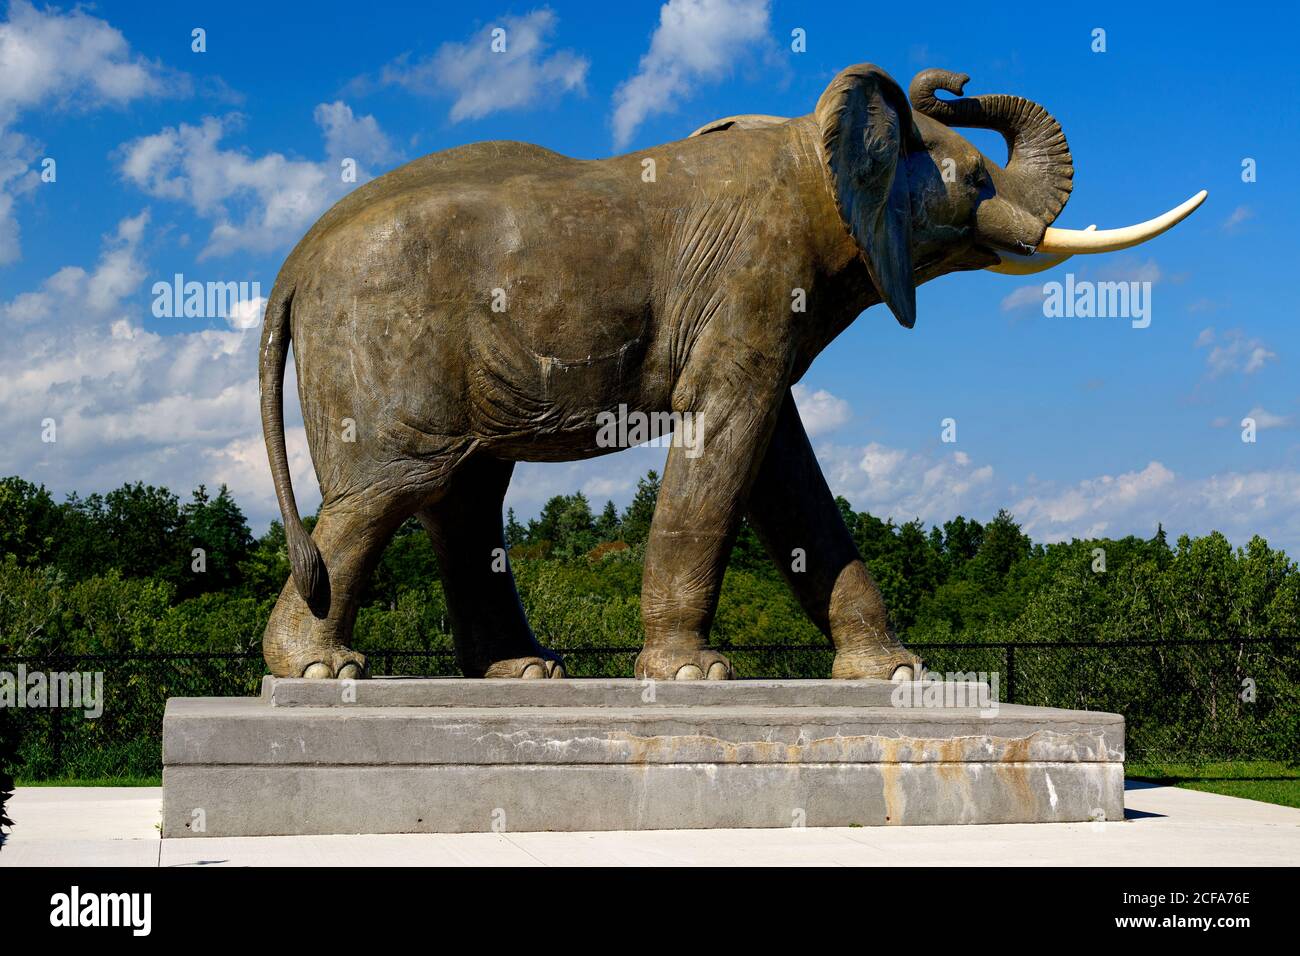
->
0;0;176;124
813;438;1300;552
792;384;850;436
357;9;587;123
1012;462;1300;551
611;0;772;148
1012;462;1175;540
0;0;181;264
817;441;997;524
1195;327;1277;378
0;212;314;527
313;101;400;167
117;104;397;259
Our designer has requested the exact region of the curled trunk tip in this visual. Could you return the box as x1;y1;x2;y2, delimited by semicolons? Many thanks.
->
909;68;1073;228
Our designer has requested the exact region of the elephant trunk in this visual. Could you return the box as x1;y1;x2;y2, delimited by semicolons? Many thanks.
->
909;69;1073;252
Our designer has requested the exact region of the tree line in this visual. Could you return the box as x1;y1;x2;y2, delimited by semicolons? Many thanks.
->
1;471;1298;658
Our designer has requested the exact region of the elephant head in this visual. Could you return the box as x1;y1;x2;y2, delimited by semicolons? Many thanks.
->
693;64;1206;329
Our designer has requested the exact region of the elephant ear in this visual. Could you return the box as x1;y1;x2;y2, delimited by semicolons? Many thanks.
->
815;64;920;328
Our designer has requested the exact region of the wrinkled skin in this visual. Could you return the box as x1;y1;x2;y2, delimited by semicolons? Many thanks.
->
260;64;1041;681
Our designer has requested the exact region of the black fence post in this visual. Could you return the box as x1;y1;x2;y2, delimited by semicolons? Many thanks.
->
49;704;62;778
1005;644;1016;705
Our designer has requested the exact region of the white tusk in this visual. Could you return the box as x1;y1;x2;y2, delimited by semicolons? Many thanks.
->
987;226;1096;274
1035;190;1208;254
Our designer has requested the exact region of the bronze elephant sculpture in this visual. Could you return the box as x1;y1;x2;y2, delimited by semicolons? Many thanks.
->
260;63;1205;680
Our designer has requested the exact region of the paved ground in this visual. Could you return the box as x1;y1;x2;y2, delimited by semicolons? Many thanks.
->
2;781;1297;866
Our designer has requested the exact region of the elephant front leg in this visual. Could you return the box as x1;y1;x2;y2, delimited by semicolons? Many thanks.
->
746;393;923;681
635;364;784;681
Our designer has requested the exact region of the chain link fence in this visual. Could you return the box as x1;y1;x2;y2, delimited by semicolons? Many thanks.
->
1;638;1296;779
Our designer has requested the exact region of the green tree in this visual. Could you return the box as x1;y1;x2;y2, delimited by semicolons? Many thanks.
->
0;476;61;567
620;470;660;546
594;500;621;542
553;492;597;558
238;520;290;602
100;482;185;583
505;508;526;548
181;485;253;596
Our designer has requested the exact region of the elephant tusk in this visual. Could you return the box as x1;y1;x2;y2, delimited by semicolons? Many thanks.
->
986;225;1096;274
1034;190;1208;254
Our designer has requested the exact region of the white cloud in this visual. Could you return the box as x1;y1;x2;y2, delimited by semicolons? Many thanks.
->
0;1;180;264
1013;462;1175;538
361;9;588;123
1196;327;1277;378
1012;461;1300;550
818;441;996;523
815;437;1300;552
792;384;850;436
313;101;399;166
999;284;1044;312
227;295;267;331
117;104;397;259
1222;205;1254;233
611;0;772;148
0;212;314;528
1227;407;1292;430
0;0;176;124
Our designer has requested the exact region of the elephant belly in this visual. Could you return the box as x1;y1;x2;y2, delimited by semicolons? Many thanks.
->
465;306;665;460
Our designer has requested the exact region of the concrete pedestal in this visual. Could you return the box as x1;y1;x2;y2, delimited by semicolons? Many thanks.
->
161;677;1124;837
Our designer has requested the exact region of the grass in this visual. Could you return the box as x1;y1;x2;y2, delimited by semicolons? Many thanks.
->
16;776;161;787
1127;760;1300;809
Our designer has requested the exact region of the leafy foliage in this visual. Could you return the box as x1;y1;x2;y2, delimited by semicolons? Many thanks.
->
2;471;1298;778
2;471;1299;658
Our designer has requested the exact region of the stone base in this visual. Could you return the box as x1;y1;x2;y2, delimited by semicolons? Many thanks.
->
161;677;1124;837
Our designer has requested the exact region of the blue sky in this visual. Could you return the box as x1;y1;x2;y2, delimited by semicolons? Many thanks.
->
2;0;1298;551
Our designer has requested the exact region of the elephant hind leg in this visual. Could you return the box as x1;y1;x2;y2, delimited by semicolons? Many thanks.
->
263;488;422;679
418;456;563;679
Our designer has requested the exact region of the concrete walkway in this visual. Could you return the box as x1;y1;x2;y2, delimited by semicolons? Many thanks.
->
1;781;1297;866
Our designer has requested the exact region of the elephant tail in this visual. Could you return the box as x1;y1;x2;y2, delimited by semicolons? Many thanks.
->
259;285;327;611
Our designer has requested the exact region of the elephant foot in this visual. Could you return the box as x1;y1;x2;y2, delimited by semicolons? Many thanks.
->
483;656;566;679
264;577;371;679
263;616;369;679
831;643;924;682
634;646;733;680
292;648;369;680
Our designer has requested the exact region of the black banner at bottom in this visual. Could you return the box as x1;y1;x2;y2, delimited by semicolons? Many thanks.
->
0;866;1287;940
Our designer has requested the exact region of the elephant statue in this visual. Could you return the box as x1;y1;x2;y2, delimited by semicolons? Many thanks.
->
259;63;1205;681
